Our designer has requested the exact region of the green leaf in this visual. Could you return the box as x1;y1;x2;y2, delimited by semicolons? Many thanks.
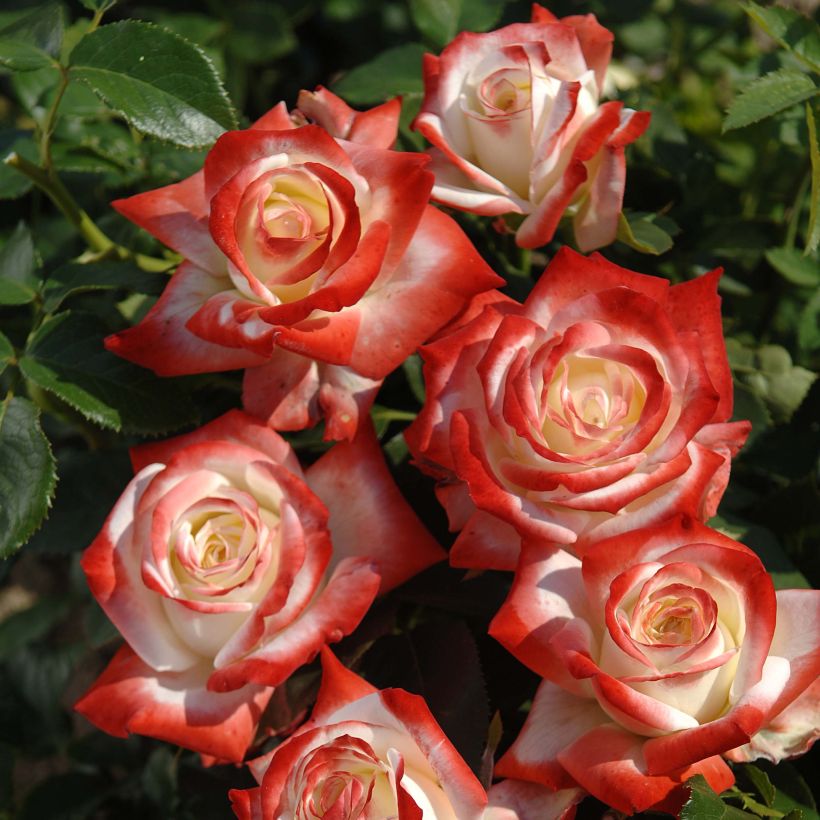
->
743;765;777;808
69;20;237;148
142;747;178;811
806;103;820;254
42;260;164;313
410;0;461;47
763;760;818;820
741;2;820;73
681;775;731;820
333;43;427;105
0;223;39;306
765;247;819;286
616;211;674;255
19;312;198;434
458;0;506;33
0;396;57;559
723;69;818;132
0;332;13;378
0;2;63;72
0;597;71;662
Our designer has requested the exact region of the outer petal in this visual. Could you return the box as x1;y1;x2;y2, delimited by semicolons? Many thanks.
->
557;724;734;815
310;647;378;724
495;682;610;790
81;464;203;672
449;511;522;571
75;645;273;763
242;350;322;432
667;269;733;421
484;779;583;820
297;86;401;148
380;688;489;820
130;408;301;475
306;420;446;591
111;171;223;273
229;787;263;820
725;678;820;763
104;263;268;376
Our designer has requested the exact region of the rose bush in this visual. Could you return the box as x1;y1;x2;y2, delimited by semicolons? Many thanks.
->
489;516;820;815
230;648;583;820
405;248;750;570
413;4;650;251
106;88;502;440
75;410;444;761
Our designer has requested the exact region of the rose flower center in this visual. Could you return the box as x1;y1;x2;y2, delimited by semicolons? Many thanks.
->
542;354;646;452
479;68;532;115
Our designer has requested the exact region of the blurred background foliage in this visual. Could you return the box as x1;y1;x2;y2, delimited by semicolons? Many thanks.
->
0;0;817;817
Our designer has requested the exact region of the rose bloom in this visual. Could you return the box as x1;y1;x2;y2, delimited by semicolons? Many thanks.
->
75;410;444;762
413;4;650;251
230;648;583;820
106;88;501;440
405;249;750;570
490;516;820;815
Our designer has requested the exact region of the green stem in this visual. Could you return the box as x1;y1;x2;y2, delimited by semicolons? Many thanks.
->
39;67;69;172
5;152;175;273
372;409;417;422
785;169;811;250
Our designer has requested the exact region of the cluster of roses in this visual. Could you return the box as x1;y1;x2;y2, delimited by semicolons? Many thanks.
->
74;6;820;819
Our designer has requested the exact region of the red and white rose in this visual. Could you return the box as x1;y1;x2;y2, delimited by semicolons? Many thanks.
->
106;88;502;440
490;516;820;815
230;648;582;820
405;248;750;570
413;4;650;251
75;410;444;762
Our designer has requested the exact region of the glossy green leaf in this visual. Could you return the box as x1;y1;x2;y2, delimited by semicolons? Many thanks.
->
741;2;820;73
0;396;57;559
19;312;197;434
0;223;39;306
0;2;63;72
42;260;164;313
69;21;236;148
616;211;674;255
723;70;818;132
765;247;819;286
807;103;820;254
681;775;732;820
333;43;426;105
